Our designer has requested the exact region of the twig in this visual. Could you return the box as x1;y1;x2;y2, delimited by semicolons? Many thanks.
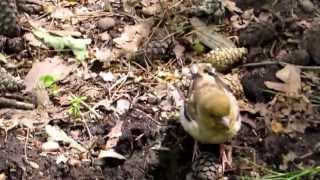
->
108;75;128;93
80;114;93;141
134;108;165;126
24;128;30;162
0;97;35;110
241;61;320;70
144;11;167;46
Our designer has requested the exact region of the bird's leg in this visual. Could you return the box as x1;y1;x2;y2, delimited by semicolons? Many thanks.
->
219;144;233;173
192;141;200;161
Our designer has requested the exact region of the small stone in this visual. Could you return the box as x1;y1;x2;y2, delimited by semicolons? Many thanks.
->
97;17;116;31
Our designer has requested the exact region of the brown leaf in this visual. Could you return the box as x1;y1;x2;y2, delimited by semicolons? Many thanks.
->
113;19;154;53
271;120;284;134
105;121;123;149
173;43;185;59
264;65;301;95
285;120;308;134
222;0;243;14
24;57;76;91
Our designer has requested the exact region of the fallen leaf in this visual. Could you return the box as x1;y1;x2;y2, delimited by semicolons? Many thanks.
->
116;98;131;115
45;125;87;152
168;84;184;108
24;57;76;91
280;151;297;170
98;149;126;160
42;141;60;152
271;120;284;134
56;154;68;164
95;48;112;64
0;109;43;132
113;19;154;54
222;0;243;14
32;28;91;61
285;121;308;134
24;32;45;48
265;65;301;96
142;3;161;16
190;17;236;50
105;121;123;149
99;72;116;82
173;43;185;59
51;7;74;21
27;161;40;169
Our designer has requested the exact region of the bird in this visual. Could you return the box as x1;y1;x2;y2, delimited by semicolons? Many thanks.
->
180;63;241;172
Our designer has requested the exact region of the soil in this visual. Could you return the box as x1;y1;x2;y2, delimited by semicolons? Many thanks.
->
0;0;320;180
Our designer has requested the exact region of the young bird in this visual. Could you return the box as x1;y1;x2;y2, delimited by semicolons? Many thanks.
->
180;63;241;171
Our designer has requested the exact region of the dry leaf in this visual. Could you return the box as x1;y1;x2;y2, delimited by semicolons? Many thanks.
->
105;121;123;149
280;151;297;170
27;161;40;169
24;57;76;91
285;120;308;134
99;72;116;82
0;109;43;132
98;149;126;160
24;32;45;48
45;125;87;152
95;48;112;64
51;7;73;20
265;65;301;95
56;154;68;164
42;141;60;152
142;3;161;16
173;43;185;59
271;120;284;133
116;99;131;115
222;0;243;14
113;19;154;53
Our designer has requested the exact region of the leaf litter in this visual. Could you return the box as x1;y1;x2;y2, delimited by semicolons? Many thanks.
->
1;0;320;179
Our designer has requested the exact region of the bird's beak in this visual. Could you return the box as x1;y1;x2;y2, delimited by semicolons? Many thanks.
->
221;116;230;128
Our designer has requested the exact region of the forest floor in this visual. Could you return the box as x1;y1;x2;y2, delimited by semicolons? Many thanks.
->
0;0;320;179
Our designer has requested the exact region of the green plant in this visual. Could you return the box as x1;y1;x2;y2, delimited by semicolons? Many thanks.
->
240;158;320;180
68;96;87;118
262;166;320;180
39;74;59;95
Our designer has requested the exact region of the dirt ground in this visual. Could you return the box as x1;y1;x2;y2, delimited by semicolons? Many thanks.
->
0;0;320;179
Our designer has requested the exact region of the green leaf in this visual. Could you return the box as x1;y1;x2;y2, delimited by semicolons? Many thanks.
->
64;36;91;61
68;96;87;118
33;28;65;51
39;74;58;88
32;28;91;61
192;40;205;54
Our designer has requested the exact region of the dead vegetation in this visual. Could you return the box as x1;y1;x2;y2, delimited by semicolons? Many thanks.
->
0;0;320;179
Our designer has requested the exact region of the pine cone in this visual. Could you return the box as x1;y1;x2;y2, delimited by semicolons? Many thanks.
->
220;72;244;98
0;0;21;37
192;152;224;180
0;67;25;93
204;47;247;71
145;39;173;60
